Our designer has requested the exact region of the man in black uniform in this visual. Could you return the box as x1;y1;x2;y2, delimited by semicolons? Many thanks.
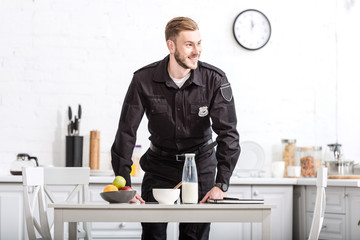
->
111;17;240;240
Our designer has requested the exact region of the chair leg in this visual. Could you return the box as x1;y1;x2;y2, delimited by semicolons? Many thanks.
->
84;222;92;240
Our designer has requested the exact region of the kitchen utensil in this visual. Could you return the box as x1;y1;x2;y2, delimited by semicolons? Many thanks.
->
328;175;360;179
66;136;84;167
173;181;182;189
324;159;357;175
287;166;301;178
77;104;82;135
10;153;39;175
100;190;136;203
152;188;180;204
74;117;79;136
271;161;285;178
89;130;100;170
234;141;265;177
327;143;343;160
68;106;72;135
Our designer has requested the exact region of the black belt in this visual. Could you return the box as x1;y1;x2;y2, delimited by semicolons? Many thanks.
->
149;139;217;161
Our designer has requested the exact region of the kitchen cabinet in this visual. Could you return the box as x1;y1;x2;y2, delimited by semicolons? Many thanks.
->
210;185;293;240
293;185;360;240
0;183;25;240
0;177;294;240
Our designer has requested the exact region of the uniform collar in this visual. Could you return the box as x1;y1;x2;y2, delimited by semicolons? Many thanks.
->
153;55;204;88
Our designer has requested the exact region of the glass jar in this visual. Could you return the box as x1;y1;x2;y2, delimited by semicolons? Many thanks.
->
281;139;296;177
297;146;322;177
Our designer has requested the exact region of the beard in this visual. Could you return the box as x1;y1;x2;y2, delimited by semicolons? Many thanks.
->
174;49;200;70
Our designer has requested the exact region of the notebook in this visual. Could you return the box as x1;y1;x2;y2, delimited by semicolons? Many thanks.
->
209;197;264;204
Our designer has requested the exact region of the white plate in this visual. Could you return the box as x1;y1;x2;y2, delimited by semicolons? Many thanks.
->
90;170;114;176
234;141;265;177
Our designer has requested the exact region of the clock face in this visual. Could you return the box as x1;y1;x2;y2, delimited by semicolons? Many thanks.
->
233;9;271;50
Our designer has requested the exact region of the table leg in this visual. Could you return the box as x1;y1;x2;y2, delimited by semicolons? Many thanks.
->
69;222;77;239
262;210;271;240
54;209;64;240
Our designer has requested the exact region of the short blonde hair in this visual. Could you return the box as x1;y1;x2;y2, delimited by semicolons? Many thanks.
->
165;17;199;41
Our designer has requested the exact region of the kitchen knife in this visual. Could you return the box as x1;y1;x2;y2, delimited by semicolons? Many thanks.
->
78;104;82;120
70;120;74;136
68;106;72;135
68;106;72;121
77;104;81;135
74;116;79;136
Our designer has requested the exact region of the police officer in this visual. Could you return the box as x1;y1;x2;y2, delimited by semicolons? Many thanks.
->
111;17;240;240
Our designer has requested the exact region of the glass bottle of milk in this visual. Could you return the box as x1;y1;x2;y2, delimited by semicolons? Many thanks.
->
182;153;198;204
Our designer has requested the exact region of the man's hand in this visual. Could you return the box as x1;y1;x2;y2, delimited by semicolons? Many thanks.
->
200;186;227;203
129;192;145;204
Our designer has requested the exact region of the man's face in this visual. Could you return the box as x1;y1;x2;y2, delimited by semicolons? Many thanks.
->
173;30;202;70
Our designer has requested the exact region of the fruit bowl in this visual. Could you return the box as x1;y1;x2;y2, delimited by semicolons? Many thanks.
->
100;190;136;203
152;188;180;204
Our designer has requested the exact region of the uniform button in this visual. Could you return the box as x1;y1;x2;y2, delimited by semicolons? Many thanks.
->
177;108;180;111
177;127;180;130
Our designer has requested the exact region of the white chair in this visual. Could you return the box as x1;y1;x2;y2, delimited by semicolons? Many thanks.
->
308;167;328;240
23;167;92;240
23;167;52;240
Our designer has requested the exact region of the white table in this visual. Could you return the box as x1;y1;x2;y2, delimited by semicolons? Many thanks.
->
49;203;274;240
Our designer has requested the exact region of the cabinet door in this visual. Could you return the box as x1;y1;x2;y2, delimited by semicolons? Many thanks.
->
0;184;25;240
209;185;252;240
346;187;360;240
251;185;293;240
306;186;345;214
306;212;345;240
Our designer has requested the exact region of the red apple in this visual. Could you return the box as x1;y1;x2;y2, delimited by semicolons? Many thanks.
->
120;186;133;191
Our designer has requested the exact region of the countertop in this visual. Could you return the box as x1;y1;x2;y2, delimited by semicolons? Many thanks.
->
1;174;360;187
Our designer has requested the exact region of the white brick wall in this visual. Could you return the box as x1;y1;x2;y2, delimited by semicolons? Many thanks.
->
0;0;359;176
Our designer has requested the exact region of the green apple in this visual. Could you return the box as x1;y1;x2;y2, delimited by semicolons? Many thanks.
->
113;176;126;190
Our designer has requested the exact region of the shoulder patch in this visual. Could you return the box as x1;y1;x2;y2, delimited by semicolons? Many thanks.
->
220;83;233;102
199;61;225;77
134;60;160;74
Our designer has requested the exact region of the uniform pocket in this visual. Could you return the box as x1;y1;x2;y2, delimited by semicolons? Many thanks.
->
189;104;211;137
148;97;171;137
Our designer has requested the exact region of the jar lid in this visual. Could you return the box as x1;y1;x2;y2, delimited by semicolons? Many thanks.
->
297;146;322;151
281;139;296;144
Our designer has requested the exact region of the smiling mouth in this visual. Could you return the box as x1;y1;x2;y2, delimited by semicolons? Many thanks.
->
189;55;199;63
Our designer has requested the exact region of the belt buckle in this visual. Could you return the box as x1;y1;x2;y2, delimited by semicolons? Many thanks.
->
175;154;185;161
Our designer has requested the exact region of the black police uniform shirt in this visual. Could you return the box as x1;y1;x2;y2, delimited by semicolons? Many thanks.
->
111;55;240;186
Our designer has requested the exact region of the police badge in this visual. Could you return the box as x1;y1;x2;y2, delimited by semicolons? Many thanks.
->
198;106;208;117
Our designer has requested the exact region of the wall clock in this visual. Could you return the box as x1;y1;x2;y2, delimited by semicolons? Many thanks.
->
233;9;271;50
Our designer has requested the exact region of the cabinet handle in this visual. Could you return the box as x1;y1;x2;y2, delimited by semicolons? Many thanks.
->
118;222;126;228
322;225;327;230
344;193;349;198
253;191;259;197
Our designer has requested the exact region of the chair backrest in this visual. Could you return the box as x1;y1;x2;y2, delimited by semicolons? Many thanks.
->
22;167;91;240
308;167;327;240
43;167;90;204
23;167;52;240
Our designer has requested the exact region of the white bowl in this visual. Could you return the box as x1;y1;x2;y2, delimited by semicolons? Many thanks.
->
152;188;180;204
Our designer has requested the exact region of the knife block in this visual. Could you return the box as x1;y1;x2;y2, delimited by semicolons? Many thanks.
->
66;136;83;167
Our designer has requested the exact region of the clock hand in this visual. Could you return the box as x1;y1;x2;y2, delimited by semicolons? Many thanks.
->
251;20;254;30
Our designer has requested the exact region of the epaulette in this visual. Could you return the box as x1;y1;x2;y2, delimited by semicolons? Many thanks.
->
199;61;225;77
134;60;160;74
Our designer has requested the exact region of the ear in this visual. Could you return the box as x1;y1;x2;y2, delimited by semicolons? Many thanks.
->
166;40;175;53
